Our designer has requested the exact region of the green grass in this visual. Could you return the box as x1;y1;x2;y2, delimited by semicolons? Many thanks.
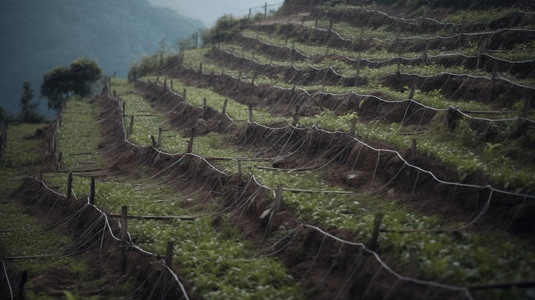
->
58;99;106;171
0;122;112;297
142;75;290;125
50;81;304;300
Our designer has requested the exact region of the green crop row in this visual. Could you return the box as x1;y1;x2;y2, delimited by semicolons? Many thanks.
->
174;46;534;191
49;91;303;299
0;122;135;299
111;74;535;296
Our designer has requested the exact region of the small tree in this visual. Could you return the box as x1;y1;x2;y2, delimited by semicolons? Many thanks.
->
69;58;103;97
20;81;43;122
41;58;103;112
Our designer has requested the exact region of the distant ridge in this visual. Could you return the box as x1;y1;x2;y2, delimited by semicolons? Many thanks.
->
0;0;202;118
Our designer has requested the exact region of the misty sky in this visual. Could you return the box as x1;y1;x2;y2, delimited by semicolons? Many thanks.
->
147;0;283;26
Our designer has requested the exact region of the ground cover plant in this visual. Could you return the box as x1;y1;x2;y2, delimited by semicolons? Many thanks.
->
128;63;535;298
42;88;304;299
4;0;535;299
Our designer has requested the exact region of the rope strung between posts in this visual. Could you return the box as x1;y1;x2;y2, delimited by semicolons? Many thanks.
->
1;259;14;300
179;54;535;126
300;224;476;299
24;177;191;299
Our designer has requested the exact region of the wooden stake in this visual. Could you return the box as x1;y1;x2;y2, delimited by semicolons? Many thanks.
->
120;205;128;274
120;206;128;240
166;241;174;267
57;152;62;172
350;118;357;136
187;128;195;153
202;97;207;112
163;78;167;90
292;104;300;126
89;177;95;205
67;172;73;199
248;8;252;21
327;20;333;41
122;102;126;118
222;99;228;115
248;104;253;123
368;213;384;251
150;135;157;147
17;271;27;300
113;90;117;98
524;94;532;117
157;128;162;147
170;80;173;90
409;79;416;99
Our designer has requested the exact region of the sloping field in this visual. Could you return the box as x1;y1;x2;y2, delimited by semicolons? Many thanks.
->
2;1;535;299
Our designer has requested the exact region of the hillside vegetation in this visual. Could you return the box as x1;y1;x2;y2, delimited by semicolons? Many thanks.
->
2;0;535;299
0;0;202;118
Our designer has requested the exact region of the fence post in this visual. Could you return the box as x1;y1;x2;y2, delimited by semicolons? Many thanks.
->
122;102;126;118
187;128;195;153
408;79;416;99
57;152;62;172
163;78;167;90
524;94;532;117
368;213;384;251
166;241;174;267
120;205;128;274
129;115;134;136
350;118;357;137
248;104;253;123
264;2;267;18
327;20;333;41
157;128;162;147
248;8;252;21
222;99;228;115
67;172;73;199
292;104;300;126
422;42;429;65
89;177;95;205
170;80;173;90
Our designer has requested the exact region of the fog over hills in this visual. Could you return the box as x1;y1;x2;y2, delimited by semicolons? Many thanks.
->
0;0;202;118
147;0;283;26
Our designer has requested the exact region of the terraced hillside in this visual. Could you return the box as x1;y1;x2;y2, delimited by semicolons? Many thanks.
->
2;1;535;299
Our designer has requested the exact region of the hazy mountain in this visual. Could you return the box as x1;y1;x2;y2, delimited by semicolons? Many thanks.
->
0;0;202;118
147;0;283;26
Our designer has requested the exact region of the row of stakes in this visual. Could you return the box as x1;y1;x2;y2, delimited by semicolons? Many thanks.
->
64;171;412;275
